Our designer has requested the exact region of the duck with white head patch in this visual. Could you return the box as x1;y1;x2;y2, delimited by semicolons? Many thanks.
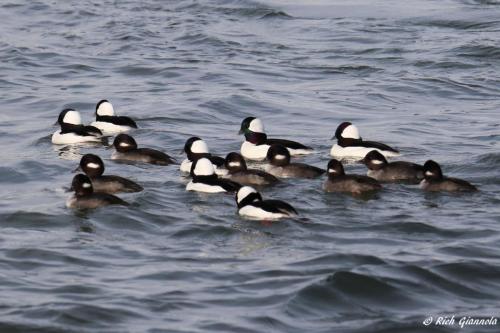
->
52;109;103;144
66;174;129;209
324;159;382;195
362;150;424;184
265;144;324;179
222;152;278;186
239;117;313;160
236;186;297;220
112;134;175;165
180;137;226;176
91;100;138;134
186;158;241;193
330;122;399;159
78;154;143;193
420;160;477;192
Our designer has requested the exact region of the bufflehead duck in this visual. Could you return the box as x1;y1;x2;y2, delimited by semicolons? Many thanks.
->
323;159;382;194
112;134;175;165
265;144;324;178
90;100;138;134
222;152;279;186
236;186;297;220
239;117;313;160
52;109;103;144
79;154;143;193
186;158;241;193
330;122;399;159
420;160;477;192
180;137;226;175
362;150;424;184
66;174;128;209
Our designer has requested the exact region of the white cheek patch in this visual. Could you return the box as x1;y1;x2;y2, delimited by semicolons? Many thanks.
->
228;162;241;167
328;168;337;173
342;124;360;139
191;140;209;153
83;183;91;188
119;142;130;148
372;160;384;165
97;102;115;116
193;158;215;176
425;171;434;176
63;110;82;125
86;163;100;169
274;154;286;160
237;186;257;204
249;118;265;133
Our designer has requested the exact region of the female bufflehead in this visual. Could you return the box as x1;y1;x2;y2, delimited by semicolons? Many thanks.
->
239;117;313;160
66;174;128;209
330;122;399;159
180;137;226;175
362;150;424;184
91;100;138;134
186;158;241;193
79;154;143;193
222;152;279;186
236;186;297;220
420;160;477;192
112;134;175;165
265;144;324;179
52;109;103;144
323;159;382;195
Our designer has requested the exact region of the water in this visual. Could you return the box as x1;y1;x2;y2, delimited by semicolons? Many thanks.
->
1;0;500;332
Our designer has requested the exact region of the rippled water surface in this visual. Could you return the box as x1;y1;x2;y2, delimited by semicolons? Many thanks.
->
1;1;500;332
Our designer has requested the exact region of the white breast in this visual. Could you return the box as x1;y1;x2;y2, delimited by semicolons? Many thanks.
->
241;141;270;161
180;159;192;173
51;130;101;145
238;205;287;220
186;181;226;193
330;144;399;159
66;196;77;208
91;121;132;135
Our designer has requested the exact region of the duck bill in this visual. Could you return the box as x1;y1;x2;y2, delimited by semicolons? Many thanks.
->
238;129;244;135
72;166;82;173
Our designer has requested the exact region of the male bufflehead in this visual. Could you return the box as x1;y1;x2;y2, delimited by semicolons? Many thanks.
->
330;122;399;159
66;174;128;209
186;158;241;193
52;109;103;144
265;144;324;179
79;154;143;193
420;160;477;192
180;137;226;175
112;134;175;165
91;100;138;134
235;186;297;220
323;159;382;195
222;152;279;186
362;150;424;183
239;117;313;160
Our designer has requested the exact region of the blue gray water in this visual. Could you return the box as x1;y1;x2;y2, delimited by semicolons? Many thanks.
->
1;0;500;332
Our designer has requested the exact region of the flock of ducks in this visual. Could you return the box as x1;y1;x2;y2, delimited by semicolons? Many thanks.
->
54;100;478;220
